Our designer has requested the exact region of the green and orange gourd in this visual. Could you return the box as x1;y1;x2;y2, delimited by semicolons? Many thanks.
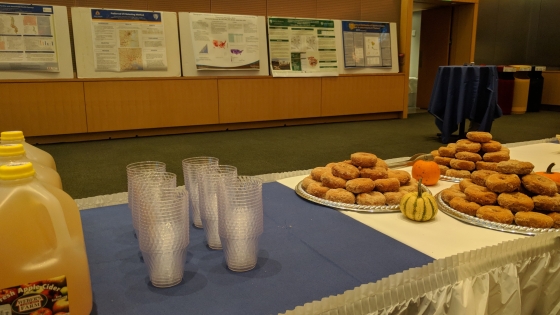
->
399;178;438;221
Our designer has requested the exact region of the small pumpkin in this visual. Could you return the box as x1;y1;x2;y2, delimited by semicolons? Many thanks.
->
536;163;560;190
400;179;438;221
411;158;440;186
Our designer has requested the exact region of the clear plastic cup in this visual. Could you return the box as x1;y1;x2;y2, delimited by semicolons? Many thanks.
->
218;176;263;239
142;247;187;288
182;157;219;228
221;236;260;272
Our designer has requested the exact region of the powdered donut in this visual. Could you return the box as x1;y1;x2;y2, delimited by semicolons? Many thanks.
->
446;169;471;178
548;212;560;228
496;160;534;175
476;161;498;171
485;173;521;193
350;152;378;168
384;191;405;205
438;145;457;158
532;194;560;211
514;212;554;228
305;182;330;198
449;159;476;171
356;191;386;206
466;131;492;143
373;178;400;192
441;188;467;204
522;174;558;196
483;150;510;162
434;156;453;166
481;140;502;152
360;167;388;180
459;178;478;191
470;170;498;186
311;167;330;181
387;169;411;185
346;178;375;194
476;206;514;224
497;192;534;212
320;172;347;189
439;165;450;175
464;185;498;205
331;163;360;180
376;159;389;169
456;139;482;153
449;197;481;216
325;188;356;204
302;175;318;190
455;151;482;162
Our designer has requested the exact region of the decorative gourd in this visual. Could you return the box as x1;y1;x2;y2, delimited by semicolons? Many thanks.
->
536;163;560;190
400;179;438;221
411;158;440;186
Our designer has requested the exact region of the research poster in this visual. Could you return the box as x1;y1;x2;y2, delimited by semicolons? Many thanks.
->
91;9;167;72
267;17;338;77
0;3;59;71
342;20;392;68
189;12;260;70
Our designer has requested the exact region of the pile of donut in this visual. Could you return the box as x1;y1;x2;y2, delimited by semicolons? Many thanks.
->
440;156;560;229
302;152;418;206
433;131;510;178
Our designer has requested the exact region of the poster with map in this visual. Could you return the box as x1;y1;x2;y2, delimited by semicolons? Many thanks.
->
90;9;167;72
0;2;59;71
341;20;392;68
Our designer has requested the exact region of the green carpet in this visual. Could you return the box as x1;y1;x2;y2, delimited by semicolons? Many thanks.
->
36;111;560;199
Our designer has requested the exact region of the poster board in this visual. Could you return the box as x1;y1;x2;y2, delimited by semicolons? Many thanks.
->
71;7;181;78
179;12;269;77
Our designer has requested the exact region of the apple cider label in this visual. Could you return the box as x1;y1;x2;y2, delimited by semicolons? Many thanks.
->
0;275;69;315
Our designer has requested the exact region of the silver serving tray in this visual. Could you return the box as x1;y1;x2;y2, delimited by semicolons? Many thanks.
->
436;192;560;236
295;181;431;213
439;175;463;183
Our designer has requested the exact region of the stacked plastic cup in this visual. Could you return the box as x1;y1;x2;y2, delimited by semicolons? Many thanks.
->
182;157;219;228
198;164;238;249
218;176;263;272
135;180;189;288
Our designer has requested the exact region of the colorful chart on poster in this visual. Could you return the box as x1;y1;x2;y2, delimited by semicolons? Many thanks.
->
267;17;338;77
189;13;260;70
0;3;59;71
91;9;167;72
342;20;392;68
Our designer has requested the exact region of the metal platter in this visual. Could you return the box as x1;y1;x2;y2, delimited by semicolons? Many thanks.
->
295;181;431;213
439;175;463;183
436;192;560;236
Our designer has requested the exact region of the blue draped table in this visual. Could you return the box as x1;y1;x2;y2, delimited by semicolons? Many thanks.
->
81;182;433;315
428;65;502;144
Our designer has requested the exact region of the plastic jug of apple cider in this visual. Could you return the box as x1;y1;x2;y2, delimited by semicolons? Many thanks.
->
0;144;62;189
1;131;57;171
0;163;92;315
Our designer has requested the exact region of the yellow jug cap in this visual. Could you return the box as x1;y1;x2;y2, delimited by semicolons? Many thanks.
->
1;131;24;141
0;144;25;157
0;162;35;180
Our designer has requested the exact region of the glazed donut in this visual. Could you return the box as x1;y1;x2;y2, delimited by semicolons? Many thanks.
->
483;151;510;162
332;163;360;180
476;161;498;171
455;151;482;162
434;156;453;166
356;191;386;206
497;192;534;212
459;178;478;191
548;212;560;228
439;165;450;175
456;139;482;153
388;169;411;185
311;167;330;181
466;131;492;143
476;206;514;224
496;160;534;175
360;167;388;180
481;140;502;153
464;185;498;205
441;188;467;204
351;152;378;168
431;150;440;157
346;178;375;194
384;191;405;205
376;159;389;169
449;197;481;216
522;174;558;196
485;173;521;193
514;212;554;228
438;145;456;158
445;169;471;178
470;170;498;186
449;159;476;171
373;178;400;192
325;188;356;204
302;175;319;190
321;172;347;189
532;194;560;211
305;182;330;198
